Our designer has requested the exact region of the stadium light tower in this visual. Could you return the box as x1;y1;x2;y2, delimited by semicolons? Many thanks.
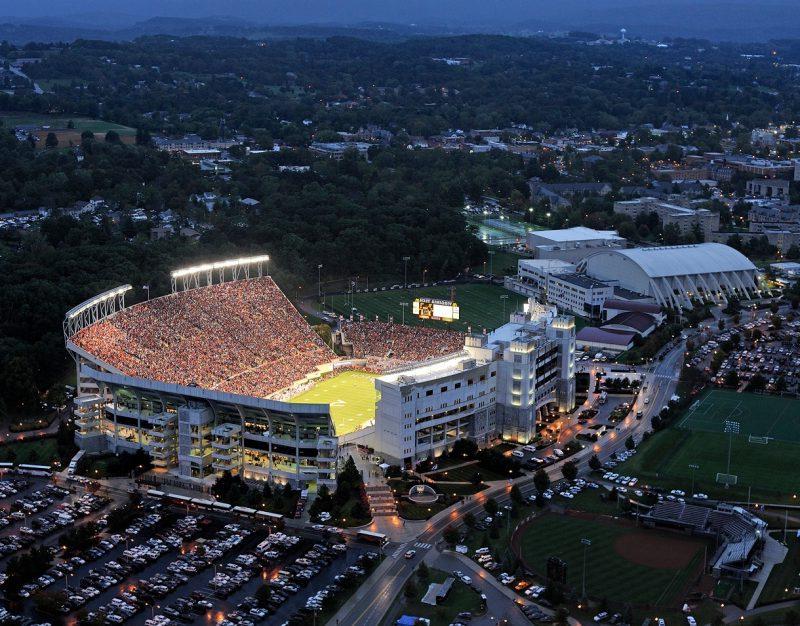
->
400;302;409;325
689;463;699;496
402;256;411;288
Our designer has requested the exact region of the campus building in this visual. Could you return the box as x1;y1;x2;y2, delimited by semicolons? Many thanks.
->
375;304;576;464
525;226;626;262
505;259;614;320
613;197;720;239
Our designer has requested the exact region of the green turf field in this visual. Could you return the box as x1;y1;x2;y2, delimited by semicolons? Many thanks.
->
0;113;136;135
517;514;705;606
620;389;800;500
327;283;530;332
290;370;378;436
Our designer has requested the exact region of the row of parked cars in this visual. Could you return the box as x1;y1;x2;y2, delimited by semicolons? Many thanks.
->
90;520;246;625
20;493;109;539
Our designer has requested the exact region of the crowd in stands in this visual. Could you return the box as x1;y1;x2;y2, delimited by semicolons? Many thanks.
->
340;320;464;362
72;277;335;398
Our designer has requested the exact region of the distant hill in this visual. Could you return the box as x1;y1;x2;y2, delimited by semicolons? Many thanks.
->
0;1;799;44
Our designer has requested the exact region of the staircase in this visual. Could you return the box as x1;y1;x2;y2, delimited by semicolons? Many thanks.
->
365;484;397;517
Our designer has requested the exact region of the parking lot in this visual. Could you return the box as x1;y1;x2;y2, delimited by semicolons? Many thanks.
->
0;487;380;626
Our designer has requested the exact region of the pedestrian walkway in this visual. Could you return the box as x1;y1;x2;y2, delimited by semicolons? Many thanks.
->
365;484;398;517
746;535;789;610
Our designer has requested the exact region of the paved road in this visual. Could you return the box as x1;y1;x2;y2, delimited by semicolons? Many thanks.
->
328;342;686;626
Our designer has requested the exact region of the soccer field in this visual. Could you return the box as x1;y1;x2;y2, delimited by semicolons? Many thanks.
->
678;389;800;443
622;390;800;499
326;283;588;332
516;514;705;606
290;370;378;436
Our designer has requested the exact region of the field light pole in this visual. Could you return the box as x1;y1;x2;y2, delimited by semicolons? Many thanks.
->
317;264;322;299
402;256;411;288
500;294;509;324
142;285;150;301
400;302;409;325
581;538;592;599
724;420;740;486
488;250;496;278
689;464;699;496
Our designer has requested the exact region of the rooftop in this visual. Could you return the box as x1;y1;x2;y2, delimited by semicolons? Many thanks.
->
531;226;624;243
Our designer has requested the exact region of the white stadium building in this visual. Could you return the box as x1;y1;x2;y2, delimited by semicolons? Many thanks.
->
580;243;759;309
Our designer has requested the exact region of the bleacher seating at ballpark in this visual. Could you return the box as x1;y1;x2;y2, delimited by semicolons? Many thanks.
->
341;320;464;362
72;277;335;398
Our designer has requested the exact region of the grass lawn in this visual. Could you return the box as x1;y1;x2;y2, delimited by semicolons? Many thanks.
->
0;437;59;465
386;568;484;626
0;113;136;135
758;535;800;605
327;283;529;333
427;463;512;483
517;514;706;606
617;390;800;502
290;370;378;436
564;489;623;516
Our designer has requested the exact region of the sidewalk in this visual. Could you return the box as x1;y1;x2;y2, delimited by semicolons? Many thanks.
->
746;535;789;610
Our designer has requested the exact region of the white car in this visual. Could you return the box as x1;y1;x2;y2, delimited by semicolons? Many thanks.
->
594;612;609;623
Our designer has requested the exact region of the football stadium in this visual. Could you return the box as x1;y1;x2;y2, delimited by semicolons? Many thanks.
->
64;255;577;490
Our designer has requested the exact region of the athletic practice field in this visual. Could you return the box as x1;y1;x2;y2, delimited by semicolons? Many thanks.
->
623;389;800;499
290;370;378;436
515;513;705;606
327;283;588;332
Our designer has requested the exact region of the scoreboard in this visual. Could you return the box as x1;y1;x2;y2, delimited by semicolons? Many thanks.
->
413;298;459;322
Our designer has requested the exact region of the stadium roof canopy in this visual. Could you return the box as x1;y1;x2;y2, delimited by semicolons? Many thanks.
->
602;243;756;278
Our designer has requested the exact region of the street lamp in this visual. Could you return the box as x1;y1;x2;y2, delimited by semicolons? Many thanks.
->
581;538;592;599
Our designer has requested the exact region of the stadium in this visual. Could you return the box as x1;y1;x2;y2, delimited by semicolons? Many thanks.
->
64;255;577;490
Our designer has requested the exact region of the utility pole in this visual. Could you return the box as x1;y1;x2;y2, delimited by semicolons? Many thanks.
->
581;538;592;600
402;256;411;289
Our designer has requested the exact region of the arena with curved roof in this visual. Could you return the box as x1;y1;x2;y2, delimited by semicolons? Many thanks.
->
580;243;760;309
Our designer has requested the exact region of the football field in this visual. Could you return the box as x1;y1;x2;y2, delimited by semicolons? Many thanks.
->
290;370;378;436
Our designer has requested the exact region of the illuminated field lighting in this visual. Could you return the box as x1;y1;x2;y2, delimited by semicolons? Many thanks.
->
67;285;132;319
171;254;270;279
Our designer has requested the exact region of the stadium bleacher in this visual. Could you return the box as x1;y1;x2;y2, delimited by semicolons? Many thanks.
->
72;277;335;398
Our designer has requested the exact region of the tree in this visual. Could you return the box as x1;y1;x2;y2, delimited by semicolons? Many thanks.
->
464;512;475;527
510;484;524;506
45;132;59;149
784;610;799;626
442;525;460;545
625;436;635;450
533;468;550;493
1;356;40;415
724;370;739;388
562;460;578;481
484;498;499;517
417;561;430;581
105;130;121;143
588;454;602;471
262;482;273;499
404;578;417;599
